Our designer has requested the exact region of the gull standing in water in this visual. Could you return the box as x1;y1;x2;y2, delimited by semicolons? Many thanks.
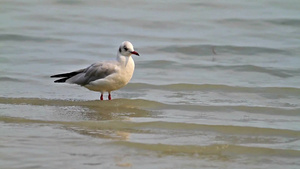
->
51;41;140;100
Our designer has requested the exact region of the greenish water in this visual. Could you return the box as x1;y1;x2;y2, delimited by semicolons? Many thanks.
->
1;0;300;168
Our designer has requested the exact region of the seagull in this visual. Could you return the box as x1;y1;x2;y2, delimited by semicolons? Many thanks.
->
51;41;140;100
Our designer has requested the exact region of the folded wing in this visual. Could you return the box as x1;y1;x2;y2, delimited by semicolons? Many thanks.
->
51;61;117;86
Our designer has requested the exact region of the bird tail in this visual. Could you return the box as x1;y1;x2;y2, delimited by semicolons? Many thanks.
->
50;70;83;83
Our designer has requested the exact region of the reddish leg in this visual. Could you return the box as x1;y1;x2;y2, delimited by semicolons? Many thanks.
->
108;92;111;100
100;93;103;100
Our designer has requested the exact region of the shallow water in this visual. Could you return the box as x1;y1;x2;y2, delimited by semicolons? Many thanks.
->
1;0;300;168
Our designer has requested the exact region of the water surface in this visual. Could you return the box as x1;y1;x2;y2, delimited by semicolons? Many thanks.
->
1;0;300;168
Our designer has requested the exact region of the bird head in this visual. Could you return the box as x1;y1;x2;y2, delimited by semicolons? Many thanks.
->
118;41;139;57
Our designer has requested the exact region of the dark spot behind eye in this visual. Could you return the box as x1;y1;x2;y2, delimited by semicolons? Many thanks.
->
119;47;121;52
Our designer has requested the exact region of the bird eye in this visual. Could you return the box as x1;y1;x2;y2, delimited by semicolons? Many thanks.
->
124;46;128;51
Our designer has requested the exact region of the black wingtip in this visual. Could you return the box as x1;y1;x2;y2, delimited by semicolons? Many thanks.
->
51;70;82;83
51;74;66;78
51;71;81;78
54;78;68;83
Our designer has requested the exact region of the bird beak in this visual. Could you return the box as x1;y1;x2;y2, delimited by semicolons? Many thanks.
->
130;51;140;56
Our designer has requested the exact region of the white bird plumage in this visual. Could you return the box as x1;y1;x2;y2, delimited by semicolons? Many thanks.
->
51;41;140;100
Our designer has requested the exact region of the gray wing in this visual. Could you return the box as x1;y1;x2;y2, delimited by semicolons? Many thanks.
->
67;61;118;85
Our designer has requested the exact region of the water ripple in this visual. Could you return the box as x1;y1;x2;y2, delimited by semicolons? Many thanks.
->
159;44;291;56
0;33;66;43
112;141;300;158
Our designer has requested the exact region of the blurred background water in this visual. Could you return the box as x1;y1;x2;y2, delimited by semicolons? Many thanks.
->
1;0;300;168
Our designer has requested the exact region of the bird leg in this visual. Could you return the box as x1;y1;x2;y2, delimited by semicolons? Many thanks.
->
108;92;111;100
100;93;103;100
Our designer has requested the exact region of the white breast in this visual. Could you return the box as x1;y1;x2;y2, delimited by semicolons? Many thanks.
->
84;56;135;92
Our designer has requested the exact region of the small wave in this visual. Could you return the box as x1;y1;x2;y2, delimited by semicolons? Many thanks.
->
227;65;293;78
0;97;161;119
0;34;47;42
55;0;83;5
0;33;66;43
123;121;300;138
127;83;245;91
138;60;179;69
158;44;291;56
233;65;295;78
160;104;300;116
126;83;300;94
1;116;299;138
265;18;300;27
0;77;23;82
1;96;299;117
220;18;300;27
0;97;162;108
185;64;296;78
112;141;300;158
